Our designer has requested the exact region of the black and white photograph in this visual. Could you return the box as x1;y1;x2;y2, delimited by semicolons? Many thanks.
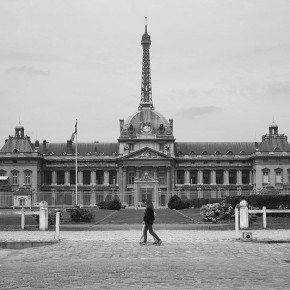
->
1;0;290;289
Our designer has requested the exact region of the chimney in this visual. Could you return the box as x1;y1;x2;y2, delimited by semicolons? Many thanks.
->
119;119;124;133
67;140;73;154
169;119;173;133
43;140;47;154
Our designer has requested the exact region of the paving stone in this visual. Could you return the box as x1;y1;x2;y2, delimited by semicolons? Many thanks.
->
1;230;290;289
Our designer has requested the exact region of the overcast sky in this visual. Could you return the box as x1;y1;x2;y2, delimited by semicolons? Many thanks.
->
1;0;290;144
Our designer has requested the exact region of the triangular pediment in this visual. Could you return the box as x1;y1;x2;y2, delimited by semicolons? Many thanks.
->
120;147;171;160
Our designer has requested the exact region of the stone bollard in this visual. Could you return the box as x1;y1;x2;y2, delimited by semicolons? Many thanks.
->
54;211;60;240
239;200;249;229
39;201;48;231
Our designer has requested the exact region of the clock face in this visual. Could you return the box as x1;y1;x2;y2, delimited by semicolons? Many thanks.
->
143;123;151;133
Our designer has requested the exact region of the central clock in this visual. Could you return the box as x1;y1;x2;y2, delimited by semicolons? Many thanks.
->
142;123;151;133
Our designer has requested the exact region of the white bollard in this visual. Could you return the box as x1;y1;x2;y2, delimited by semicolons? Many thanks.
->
239;200;249;229
21;208;25;230
54;211;60;240
39;201;48;231
235;207;239;239
263;206;267;228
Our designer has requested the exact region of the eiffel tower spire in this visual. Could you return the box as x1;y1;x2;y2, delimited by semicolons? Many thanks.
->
139;17;154;110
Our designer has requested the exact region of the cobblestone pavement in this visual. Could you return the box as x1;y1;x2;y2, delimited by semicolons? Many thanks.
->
1;230;290;289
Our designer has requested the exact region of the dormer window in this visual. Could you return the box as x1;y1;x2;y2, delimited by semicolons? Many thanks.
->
202;151;208;155
240;151;246;155
190;151;195;155
13;149;19;153
274;147;280;152
129;143;134;151
214;151;221;155
227;151;233;155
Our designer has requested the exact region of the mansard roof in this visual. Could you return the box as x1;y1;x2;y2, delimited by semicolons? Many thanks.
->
175;142;256;155
258;139;290;152
37;142;119;156
0;137;34;153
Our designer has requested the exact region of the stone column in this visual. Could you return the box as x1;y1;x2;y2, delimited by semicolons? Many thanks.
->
78;171;83;186
249;170;253;185
115;170;118;186
153;167;158;181
136;167;140;179
118;167;123;192
237;170;242;185
90;171;96;186
185;170;190;185
52;190;56;207
122;167;127;192
64;171;70;186
52;171;57;186
167;167;171;194
223;170;229;185
198;170;203;185
90;190;96;206
78;190;83;206
211;170;216;185
171;167;175;193
104;170;109;186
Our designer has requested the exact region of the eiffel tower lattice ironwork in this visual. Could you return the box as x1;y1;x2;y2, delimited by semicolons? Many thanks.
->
139;17;154;110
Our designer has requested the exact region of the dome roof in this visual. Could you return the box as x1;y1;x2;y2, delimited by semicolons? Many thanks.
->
269;122;278;128
121;109;172;137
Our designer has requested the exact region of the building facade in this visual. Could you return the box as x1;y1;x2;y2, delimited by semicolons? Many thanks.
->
1;23;290;207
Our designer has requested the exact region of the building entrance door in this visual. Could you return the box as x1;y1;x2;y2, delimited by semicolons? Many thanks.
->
141;188;153;202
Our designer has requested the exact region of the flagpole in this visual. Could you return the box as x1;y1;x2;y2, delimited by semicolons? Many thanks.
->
75;120;78;206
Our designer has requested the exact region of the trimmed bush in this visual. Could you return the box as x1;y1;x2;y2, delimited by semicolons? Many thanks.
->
107;199;122;210
167;195;191;210
70;208;95;222
97;201;109;209
225;195;290;210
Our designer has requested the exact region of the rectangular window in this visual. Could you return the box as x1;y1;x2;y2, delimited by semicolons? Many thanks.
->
83;170;91;185
12;172;18;185
216;170;223;185
128;172;135;185
158;171;166;185
275;171;282;183
229;170;236;185
96;171;104;184
57;171;65;185
129;143;134;151
190;170;197;184
203;170;210;184
109;170;117;184
159;144;164;152
177;170;184;184
70;170;76;185
242;170;249;184
263;171;269;183
24;172;31;185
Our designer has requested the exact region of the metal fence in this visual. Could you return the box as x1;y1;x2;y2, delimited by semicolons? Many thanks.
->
2;189;289;208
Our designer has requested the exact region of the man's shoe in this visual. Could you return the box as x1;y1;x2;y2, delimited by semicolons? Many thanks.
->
139;242;147;246
157;240;162;246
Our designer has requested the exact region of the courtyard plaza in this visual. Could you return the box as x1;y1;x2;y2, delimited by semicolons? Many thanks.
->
1;228;290;289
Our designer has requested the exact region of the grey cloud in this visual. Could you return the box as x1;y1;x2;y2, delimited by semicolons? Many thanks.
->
6;66;50;76
175;106;223;119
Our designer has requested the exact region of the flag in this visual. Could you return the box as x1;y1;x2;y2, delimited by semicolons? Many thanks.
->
70;120;77;141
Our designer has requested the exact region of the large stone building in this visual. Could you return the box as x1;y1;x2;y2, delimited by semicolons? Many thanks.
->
1;23;290;208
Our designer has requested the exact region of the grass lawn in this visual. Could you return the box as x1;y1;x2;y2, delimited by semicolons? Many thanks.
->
1;207;289;230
